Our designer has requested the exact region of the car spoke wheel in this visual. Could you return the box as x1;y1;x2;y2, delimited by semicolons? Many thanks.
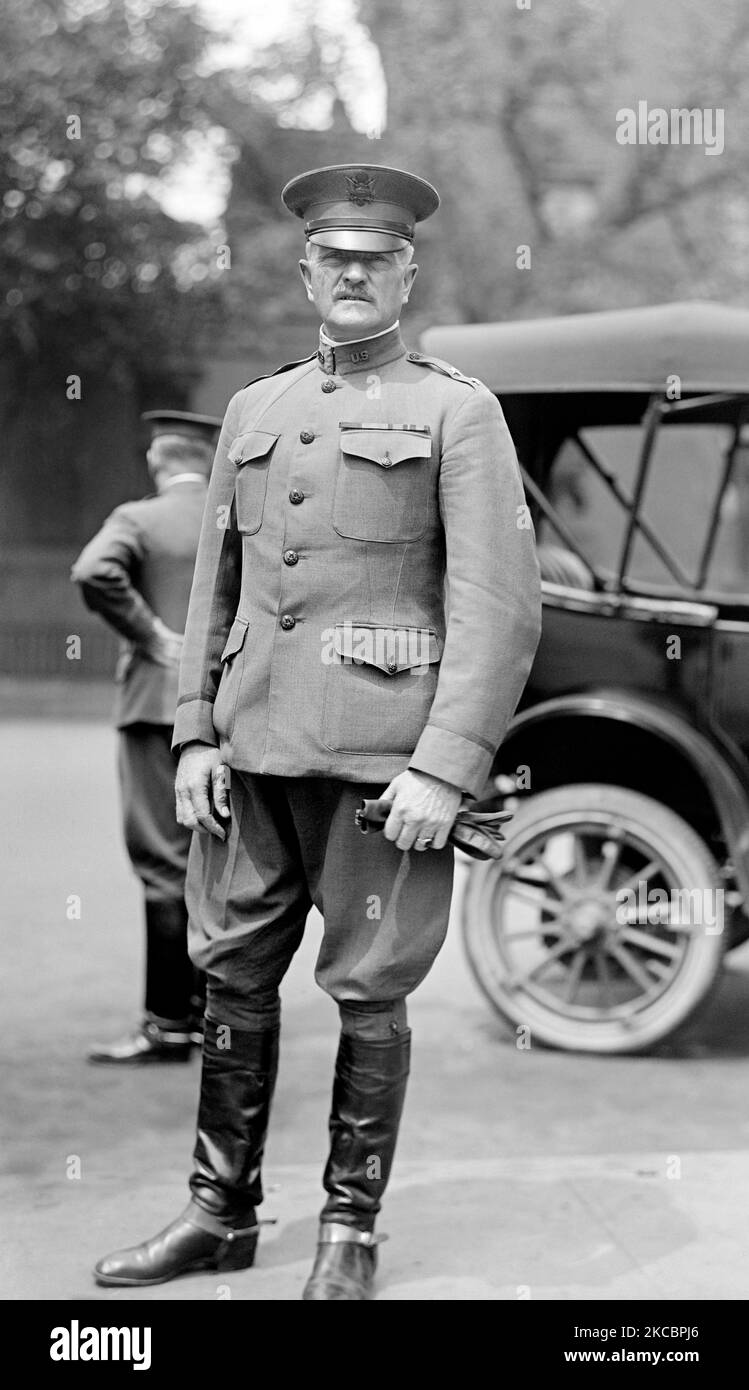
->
460;784;726;1053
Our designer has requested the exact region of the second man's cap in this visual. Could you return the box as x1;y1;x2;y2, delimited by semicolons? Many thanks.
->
141;410;222;446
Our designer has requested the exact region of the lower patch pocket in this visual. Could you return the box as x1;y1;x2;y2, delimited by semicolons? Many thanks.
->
322;622;441;754
212;616;249;739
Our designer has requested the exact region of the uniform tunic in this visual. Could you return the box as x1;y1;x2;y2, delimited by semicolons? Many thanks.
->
173;325;542;1007
173;325;541;798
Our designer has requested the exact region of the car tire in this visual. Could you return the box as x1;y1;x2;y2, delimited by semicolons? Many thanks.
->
460;783;726;1054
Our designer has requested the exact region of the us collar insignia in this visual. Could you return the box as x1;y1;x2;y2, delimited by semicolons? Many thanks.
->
346;171;376;206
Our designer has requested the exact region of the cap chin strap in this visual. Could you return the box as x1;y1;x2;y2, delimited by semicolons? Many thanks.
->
307;215;412;232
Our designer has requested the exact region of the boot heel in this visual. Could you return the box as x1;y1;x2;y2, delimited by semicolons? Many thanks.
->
215;1231;258;1272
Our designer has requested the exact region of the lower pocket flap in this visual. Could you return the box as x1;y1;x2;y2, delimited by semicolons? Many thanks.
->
220;617;249;661
333;622;441;673
228;430;279;465
340;428;431;468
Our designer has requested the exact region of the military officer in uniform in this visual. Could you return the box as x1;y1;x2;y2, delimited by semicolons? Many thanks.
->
72;411;220;1063
94;165;542;1297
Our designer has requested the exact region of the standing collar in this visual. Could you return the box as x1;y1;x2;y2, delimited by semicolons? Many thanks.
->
316;321;406;376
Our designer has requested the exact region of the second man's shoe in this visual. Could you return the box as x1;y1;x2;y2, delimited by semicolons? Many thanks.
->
87;1015;195;1065
94;1201;258;1286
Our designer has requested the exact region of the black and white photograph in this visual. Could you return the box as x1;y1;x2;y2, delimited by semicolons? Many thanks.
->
3;0;749;1355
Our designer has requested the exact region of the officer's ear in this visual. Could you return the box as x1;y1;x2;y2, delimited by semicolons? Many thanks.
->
402;261;418;304
299;258;315;302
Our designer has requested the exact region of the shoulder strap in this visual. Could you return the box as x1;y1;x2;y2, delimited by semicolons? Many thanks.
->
406;350;479;389
243;353;317;389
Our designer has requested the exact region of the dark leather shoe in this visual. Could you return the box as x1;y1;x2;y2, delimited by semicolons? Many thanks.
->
87;1017;195;1065
93;1202;258;1286
302;1224;379;1301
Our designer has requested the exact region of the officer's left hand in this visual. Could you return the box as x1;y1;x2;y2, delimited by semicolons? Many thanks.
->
381;769;463;852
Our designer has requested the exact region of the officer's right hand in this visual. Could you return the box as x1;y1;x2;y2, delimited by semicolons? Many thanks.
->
175;743;230;840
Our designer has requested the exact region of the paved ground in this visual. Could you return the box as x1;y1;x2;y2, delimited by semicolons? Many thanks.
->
4;701;749;1301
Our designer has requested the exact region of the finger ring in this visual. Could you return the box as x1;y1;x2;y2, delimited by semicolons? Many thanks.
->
416;836;433;847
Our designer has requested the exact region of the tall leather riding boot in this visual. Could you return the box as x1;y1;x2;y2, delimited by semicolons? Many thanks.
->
88;898;197;1064
303;1030;411;1301
94;1019;280;1287
189;1017;278;1219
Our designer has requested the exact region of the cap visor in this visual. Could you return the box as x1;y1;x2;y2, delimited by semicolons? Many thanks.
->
308;228;410;252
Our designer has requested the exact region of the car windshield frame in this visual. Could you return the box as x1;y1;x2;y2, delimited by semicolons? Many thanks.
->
525;391;749;597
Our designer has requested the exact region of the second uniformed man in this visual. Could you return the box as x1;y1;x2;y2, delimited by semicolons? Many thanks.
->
72;412;220;1063
95;163;542;1298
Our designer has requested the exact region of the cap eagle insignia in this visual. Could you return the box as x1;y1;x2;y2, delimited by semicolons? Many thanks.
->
346;171;376;206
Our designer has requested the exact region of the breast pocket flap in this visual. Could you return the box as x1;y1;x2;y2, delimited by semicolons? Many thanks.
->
220;617;249;662
340;429;431;468
333;623;441;673
228;430;279;466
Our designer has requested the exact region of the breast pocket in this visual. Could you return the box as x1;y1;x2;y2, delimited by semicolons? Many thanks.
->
322;622;442;754
333;426;432;542
228;430;279;535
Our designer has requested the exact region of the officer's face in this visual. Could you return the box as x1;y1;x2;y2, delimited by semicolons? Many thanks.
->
299;245;418;341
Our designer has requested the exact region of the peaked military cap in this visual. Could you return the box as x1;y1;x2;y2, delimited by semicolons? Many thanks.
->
141;410;222;445
281;163;440;252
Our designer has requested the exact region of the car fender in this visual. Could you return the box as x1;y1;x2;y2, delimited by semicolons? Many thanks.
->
500;687;749;904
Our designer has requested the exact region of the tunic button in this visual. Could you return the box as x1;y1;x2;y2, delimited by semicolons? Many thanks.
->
300;430;315;443
283;549;299;566
289;489;304;504
321;380;336;393
280;614;296;630
387;660;398;674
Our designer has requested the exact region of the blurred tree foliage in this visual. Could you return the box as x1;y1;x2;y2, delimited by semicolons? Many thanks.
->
5;0;749;389
355;0;749;329
219;0;749;353
0;0;224;390
210;23;376;358
2;0;748;550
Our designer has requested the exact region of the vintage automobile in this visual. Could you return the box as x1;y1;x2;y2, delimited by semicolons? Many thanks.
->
422;301;749;1053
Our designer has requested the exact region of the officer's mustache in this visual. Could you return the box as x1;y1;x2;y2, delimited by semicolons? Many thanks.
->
335;290;372;301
